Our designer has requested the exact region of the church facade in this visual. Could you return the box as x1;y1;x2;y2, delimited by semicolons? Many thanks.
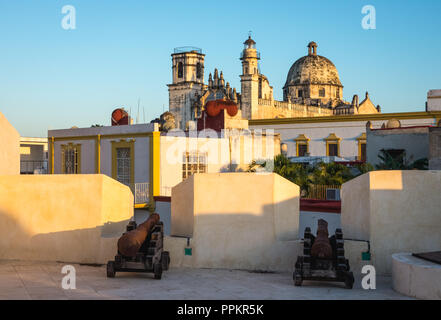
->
168;37;380;129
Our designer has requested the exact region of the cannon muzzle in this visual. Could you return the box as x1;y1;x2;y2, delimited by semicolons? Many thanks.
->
310;219;333;259
117;213;160;257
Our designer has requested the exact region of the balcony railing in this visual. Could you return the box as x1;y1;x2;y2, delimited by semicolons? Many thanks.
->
240;51;261;60
20;160;48;174
134;182;149;204
302;185;341;200
174;47;202;54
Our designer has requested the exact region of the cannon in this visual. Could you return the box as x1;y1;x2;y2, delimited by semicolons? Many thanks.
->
107;213;170;279
293;219;354;289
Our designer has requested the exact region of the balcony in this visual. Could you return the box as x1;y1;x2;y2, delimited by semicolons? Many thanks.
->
174;47;202;54
240;51;261;60
134;182;149;205
20;160;48;174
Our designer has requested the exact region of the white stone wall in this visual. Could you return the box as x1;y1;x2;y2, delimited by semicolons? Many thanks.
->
169;173;300;272
159;131;280;196
251;117;436;160
342;171;441;275
427;89;441;111
366;127;430;166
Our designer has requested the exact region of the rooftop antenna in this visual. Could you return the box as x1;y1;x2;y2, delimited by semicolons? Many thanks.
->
136;98;140;124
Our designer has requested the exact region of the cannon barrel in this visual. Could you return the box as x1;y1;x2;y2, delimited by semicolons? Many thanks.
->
310;219;333;259
117;213;160;257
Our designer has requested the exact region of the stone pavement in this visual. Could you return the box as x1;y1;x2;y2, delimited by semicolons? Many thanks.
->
0;260;411;300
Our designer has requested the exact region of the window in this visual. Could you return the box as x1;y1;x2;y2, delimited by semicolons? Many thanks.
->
294;134;310;157
177;62;183;78
360;143;367;161
319;88;325;97
116;148;131;186
328;143;339;157
258;78;262;99
325;133;341;157
61;144;81;174
112;139;135;187
336;88;340;98
298;144;308;157
357;133;367;161
196;63;202;79
298;90;303;98
182;152;207;180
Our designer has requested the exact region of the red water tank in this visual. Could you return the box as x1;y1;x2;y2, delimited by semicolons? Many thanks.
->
111;108;129;126
205;100;238;117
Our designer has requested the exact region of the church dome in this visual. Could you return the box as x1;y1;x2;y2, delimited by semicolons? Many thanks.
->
284;42;342;88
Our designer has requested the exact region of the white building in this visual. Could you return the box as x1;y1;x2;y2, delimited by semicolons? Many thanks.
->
20;137;48;174
48;110;280;203
427;89;441;112
249;109;440;163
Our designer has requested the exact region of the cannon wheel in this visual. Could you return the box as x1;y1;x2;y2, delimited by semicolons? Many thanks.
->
107;261;116;278
344;272;354;289
293;270;303;286
153;262;162;280
161;251;170;271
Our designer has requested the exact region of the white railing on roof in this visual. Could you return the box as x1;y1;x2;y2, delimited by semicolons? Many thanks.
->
134;182;149;204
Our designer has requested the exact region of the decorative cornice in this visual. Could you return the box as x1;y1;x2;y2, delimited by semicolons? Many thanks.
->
249;111;441;126
51;132;155;142
324;133;341;141
294;134;310;142
356;133;367;141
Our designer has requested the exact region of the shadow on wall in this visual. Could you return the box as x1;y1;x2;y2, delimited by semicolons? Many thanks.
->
170;200;301;272
341;170;441;275
0;210;128;264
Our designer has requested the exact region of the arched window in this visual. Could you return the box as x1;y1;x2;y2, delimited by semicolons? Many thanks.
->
177;62;183;78
196;63;202;79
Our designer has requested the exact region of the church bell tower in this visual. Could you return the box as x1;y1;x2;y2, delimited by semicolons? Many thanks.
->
240;36;260;119
167;47;205;129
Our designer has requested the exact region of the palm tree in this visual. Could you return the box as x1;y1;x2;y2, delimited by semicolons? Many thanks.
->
375;149;428;170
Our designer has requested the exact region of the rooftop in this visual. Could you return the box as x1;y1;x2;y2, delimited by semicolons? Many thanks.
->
173;46;203;54
0;260;411;300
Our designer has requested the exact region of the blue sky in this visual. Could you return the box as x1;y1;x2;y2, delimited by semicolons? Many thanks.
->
0;0;440;137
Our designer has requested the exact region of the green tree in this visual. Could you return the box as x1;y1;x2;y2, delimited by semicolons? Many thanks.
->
375;149;428;170
309;162;353;186
248;154;378;197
